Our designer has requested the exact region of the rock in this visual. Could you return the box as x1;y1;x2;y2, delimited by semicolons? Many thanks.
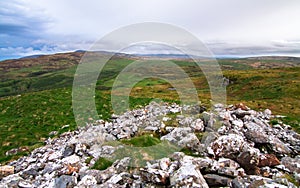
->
204;174;232;187
140;168;169;184
179;116;194;127
244;122;269;144
20;167;39;179
49;131;58;136
264;109;272;119
81;169;110;184
0;174;23;187
207;134;252;159
237;151;261;175
48;151;63;161
77;175;97;186
62;154;80;165
54;175;77;188
113;157;131;173
213;158;245;177
235;103;249;111
0;102;299;187
5;146;29;156
258;154;280;167
269;138;292;155
161;127;192;141
159;158;171;171
190;118;204;132
170;163;209;188
281;156;300;173
0;165;14;178
106;172;129;184
144;126;159;132
18;180;33;188
63;144;75;157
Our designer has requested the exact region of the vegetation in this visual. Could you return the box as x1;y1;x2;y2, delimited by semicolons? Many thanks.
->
0;52;299;163
92;157;113;170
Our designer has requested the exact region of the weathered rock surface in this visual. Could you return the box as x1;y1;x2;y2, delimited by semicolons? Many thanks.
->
0;102;299;187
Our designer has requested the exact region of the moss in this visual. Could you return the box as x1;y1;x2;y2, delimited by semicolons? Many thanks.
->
121;134;161;147
92;157;113;170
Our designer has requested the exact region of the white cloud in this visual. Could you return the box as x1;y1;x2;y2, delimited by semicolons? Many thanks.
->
1;0;300;58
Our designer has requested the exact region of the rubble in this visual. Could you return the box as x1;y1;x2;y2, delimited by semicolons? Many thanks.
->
0;102;299;187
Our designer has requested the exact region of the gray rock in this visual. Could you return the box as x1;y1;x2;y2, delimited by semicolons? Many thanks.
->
140;168;169;184
281;156;300;173
63;144;75;157
204;174;232;187
54;175;77;188
244;122;269;144
77;175;97;186
170;162;209;188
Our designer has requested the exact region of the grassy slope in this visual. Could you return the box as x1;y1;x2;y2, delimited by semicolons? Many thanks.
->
0;54;299;163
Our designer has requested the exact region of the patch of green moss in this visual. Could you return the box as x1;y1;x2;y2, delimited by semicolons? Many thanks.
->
121;134;161;147
92;157;113;170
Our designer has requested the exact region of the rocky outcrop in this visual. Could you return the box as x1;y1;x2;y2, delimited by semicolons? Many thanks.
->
0;102;299;187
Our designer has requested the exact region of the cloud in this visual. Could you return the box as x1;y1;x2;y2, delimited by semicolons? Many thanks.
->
1;0;300;59
207;40;300;57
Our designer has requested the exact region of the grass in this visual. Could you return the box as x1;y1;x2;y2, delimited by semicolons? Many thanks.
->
121;134;161;147
92;157;113;170
0;54;299;164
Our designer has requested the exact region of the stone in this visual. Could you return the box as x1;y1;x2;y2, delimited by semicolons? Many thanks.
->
18;180;33;188
264;109;272;119
159;158;171;171
106;172;129;184
0;165;14;178
140;168;169;184
77;175;97;186
207;134;250;159
237;151;261;175
0;174;23;187
190;118;204;132
48;151;63;161
0;102;299;187
54;175;77;188
281;156;300;173
63;144;75;157
160;127;192;144
204;174;232;187
244;122;269;144
170;163;209;188
62;154;80;165
269;138;292;155
258;154;280;167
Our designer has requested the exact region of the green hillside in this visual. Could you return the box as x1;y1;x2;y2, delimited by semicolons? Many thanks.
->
0;52;299;163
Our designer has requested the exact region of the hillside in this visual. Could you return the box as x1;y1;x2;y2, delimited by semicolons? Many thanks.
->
0;51;299;165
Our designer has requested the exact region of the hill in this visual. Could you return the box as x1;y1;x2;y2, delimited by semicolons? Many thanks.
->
0;51;299;164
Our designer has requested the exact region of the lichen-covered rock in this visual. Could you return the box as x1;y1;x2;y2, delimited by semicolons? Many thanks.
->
207;134;253;159
170;163;209;188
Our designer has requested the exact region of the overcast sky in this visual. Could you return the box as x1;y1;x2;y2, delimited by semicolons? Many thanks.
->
1;0;300;60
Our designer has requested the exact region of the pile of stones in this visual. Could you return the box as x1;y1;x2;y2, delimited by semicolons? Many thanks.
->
0;102;299;187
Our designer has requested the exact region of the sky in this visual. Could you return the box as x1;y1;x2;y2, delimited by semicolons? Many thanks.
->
1;0;300;60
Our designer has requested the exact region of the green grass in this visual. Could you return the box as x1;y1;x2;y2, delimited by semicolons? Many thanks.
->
92;157;113;170
121;134;161;147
